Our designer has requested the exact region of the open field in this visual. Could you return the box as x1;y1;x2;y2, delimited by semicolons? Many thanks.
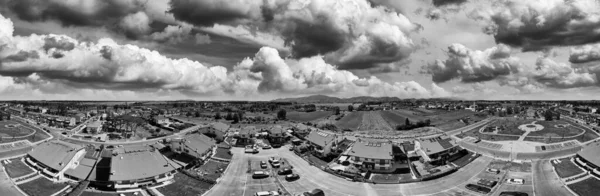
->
427;110;486;131
387;109;428;121
488;118;534;135
552;158;583;178
0;120;50;143
18;177;69;196
528;120;586;137
286;111;333;122
358;111;393;131
157;173;213;196
195;160;229;181
335;111;364;130
0;120;35;137
568;177;600;196
3;158;33;178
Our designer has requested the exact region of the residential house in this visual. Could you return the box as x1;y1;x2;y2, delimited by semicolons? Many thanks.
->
236;126;258;146
344;141;394;171
169;134;216;162
267;125;286;147
415;136;459;165
305;130;340;158
86;120;103;134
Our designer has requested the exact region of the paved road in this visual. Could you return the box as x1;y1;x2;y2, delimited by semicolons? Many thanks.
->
532;160;575;196
207;147;493;196
0;167;24;196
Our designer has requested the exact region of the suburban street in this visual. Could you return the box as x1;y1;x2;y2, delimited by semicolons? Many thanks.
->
0;167;24;196
532;160;575;196
207;147;492;196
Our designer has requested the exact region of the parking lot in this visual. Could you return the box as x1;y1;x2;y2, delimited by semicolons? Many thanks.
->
244;158;289;196
492;172;534;196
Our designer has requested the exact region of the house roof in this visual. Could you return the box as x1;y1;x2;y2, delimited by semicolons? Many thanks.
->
346;141;393;160
268;125;286;134
28;140;84;172
109;146;178;181
418;136;457;155
182;134;216;155
87;120;102;128
239;126;257;135
305;131;336;148
578;142;600;167
211;122;230;133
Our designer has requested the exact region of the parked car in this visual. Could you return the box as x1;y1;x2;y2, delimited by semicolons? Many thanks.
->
286;174;300;181
269;157;281;168
278;167;292;175
263;145;272;149
477;179;498;188
506;178;524;185
486;168;500;174
499;191;528;196
254;191;280;196
302;189;324;196
252;171;270;179
260;161;268;169
465;184;491;194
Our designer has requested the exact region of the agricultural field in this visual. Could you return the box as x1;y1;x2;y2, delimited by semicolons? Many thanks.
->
388;109;429;121
335;111;364;130
357;111;394;132
286;111;333;122
427;110;487;131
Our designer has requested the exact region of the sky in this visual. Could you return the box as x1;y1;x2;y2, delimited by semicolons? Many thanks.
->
0;0;600;101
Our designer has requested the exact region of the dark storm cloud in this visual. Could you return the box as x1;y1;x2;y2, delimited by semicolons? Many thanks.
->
475;0;600;52
3;50;39;62
43;37;75;52
432;0;468;7
168;0;255;27
281;17;347;58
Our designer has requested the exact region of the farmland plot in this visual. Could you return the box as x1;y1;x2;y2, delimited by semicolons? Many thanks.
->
335;111;364;130
358;111;394;132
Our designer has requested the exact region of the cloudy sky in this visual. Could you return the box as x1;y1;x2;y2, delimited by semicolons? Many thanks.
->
1;0;600;100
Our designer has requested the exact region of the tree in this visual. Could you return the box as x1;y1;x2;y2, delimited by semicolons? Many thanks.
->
556;112;561;120
348;105;354;112
334;107;341;115
405;118;411;125
194;111;200;117
186;111;192;118
214;112;222;120
277;109;287;120
232;113;240;123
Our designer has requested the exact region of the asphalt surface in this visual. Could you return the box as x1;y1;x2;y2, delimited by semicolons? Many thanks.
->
207;147;494;196
532;160;575;196
0;167;23;196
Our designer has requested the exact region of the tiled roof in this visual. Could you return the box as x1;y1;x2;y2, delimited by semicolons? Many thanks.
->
578;142;600;167
182;134;216;155
211;122;230;133
346;141;393;160
418;136;456;155
64;157;96;180
305;131;336;148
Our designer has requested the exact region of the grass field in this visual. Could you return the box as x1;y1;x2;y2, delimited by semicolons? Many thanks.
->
157;173;213;196
18;177;69;196
568;177;600;196
387;110;428;121
195;160;229;181
528;120;586;137
286;111;333;122
213;147;232;160
3;158;33;178
358;111;393;131
335;111;364;130
552;158;584;178
0;120;35;138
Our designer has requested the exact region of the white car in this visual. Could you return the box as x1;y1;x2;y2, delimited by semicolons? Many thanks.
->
486;168;500;174
506;178;524;185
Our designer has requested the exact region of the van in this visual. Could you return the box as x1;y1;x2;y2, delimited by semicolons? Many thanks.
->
252;171;269;178
255;191;271;196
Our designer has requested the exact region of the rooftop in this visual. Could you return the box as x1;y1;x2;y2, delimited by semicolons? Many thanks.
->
212;122;230;133
305;130;336;148
86;120;102;128
182;134;216;155
418;136;457;155
109;146;179;181
578;142;600;167
28;140;84;172
346;141;393;160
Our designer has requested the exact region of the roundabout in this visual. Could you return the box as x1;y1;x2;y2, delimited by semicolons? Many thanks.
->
518;122;544;132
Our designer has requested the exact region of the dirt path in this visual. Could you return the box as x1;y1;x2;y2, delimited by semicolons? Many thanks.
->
358;111;393;132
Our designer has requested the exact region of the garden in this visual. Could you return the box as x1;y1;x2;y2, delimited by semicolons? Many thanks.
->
18;177;71;196
156;173;213;196
552;158;584;178
3;158;34;178
568;177;600;196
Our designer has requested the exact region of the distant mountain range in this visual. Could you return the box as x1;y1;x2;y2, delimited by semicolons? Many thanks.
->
272;95;411;103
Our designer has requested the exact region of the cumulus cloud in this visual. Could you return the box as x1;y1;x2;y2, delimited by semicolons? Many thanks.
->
0;13;440;99
169;0;420;70
532;57;597;88
470;0;600;51
425;43;521;83
430;83;451;97
432;0;468;7
570;44;600;64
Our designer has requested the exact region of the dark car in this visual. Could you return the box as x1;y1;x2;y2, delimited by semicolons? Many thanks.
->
278;168;292;175
499;191;529;196
302;189;324;196
465;184;491;194
285;174;300;181
260;161;268;169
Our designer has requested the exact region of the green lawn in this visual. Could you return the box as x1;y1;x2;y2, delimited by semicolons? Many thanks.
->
213;147;232;160
335;111;364;130
528;120;585;137
0;120;35;137
3;158;33;178
552;158;584;178
157;173;213;196
195;160;229;181
568;177;600;196
286;111;333;122
18;177;69;196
